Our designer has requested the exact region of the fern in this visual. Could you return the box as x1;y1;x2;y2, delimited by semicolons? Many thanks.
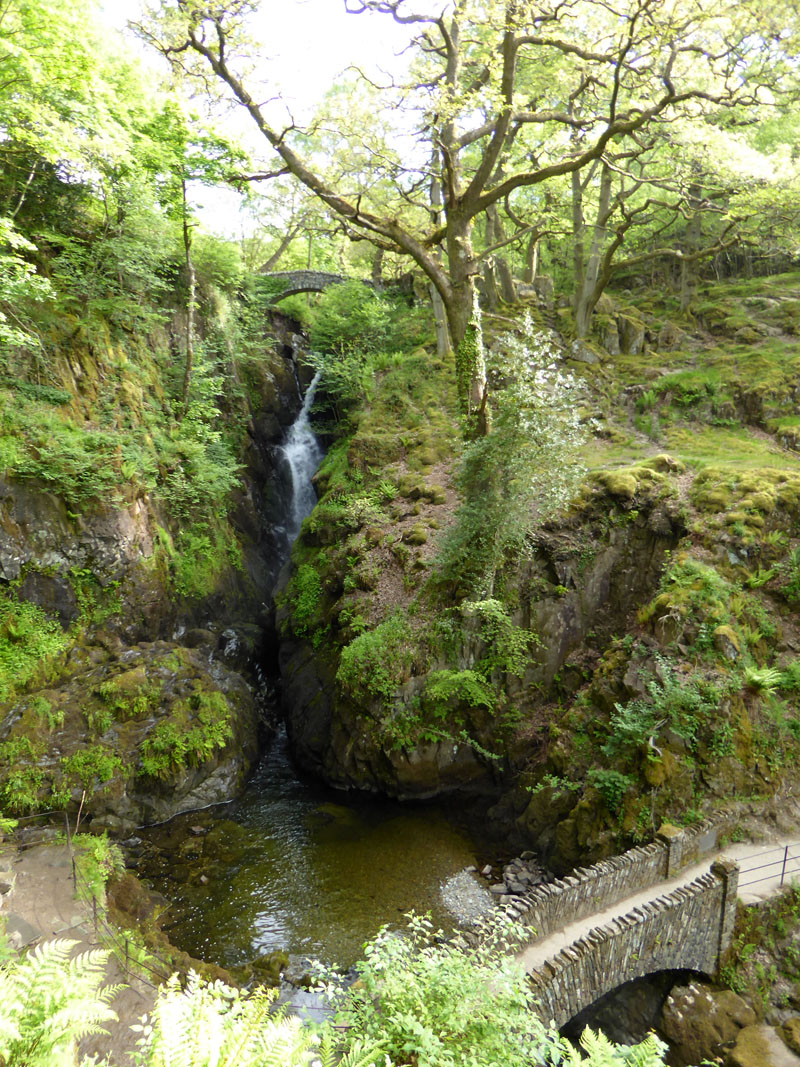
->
132;972;371;1067
0;939;119;1067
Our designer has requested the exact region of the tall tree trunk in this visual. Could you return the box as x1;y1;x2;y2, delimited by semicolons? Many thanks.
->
571;169;586;299
371;247;384;291
574;163;614;338
181;179;196;413
680;178;703;311
261;224;301;272
10;160;37;219
429;148;452;359
523;231;540;284
446;212;488;437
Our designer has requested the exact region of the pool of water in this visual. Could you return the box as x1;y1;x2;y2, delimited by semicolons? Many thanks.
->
138;730;489;969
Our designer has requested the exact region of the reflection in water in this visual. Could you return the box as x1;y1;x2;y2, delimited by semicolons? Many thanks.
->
139;730;483;968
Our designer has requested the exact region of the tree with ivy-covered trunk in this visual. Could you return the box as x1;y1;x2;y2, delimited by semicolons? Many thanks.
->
139;0;799;437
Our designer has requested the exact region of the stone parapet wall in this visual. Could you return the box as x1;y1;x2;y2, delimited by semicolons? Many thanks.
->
528;861;737;1027
504;813;736;944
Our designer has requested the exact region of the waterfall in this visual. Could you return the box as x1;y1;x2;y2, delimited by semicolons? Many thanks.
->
280;369;324;543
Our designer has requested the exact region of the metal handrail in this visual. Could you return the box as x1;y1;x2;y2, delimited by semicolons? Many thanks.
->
738;844;800;888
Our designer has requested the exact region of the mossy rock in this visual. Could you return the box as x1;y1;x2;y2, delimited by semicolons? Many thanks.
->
595;470;638;501
733;326;765;344
740;492;776;514
415;446;438;467
398;475;425;500
643;748;679;787
347;431;401;470
639;453;687;474
422;484;447;505
402;523;428;546
713;625;741;661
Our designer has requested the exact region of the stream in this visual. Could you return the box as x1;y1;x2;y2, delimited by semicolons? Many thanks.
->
138;730;487;969
138;360;491;971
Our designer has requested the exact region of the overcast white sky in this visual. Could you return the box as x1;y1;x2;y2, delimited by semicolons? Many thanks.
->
103;1;414;118
101;0;418;234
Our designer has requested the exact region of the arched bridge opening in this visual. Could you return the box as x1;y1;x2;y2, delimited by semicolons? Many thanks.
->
559;969;706;1048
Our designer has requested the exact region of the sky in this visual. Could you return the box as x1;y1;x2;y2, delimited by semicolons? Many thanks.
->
103;0;415;118
102;0;418;234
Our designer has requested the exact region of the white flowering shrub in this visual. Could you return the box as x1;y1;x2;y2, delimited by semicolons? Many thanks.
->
441;313;587;597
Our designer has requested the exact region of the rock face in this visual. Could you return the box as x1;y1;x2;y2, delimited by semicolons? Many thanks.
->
728;1024;800;1067
280;635;490;798
280;487;684;800
0;637;259;832
0;315;307;827
659;982;757;1065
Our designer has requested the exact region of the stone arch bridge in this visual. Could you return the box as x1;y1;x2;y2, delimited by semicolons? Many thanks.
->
258;270;350;302
497;819;742;1027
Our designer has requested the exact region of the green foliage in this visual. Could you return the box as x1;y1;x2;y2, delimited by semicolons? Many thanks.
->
780;659;800;692
30;695;63;731
69;567;121;627
157;524;243;599
0;737;45;813
287;563;323;637
0;591;67;702
337;614;413;706
745;665;783;694
780;545;800;605
0;220;54;357
310;280;411;357
423;669;495;712
604;659;722;758
96;675;161;722
132;972;387;1067
133;974;313;1067
440;316;586;597
722;885;800;1012
527;773;582;798
0;939;120;1067
467;598;533;678
319;911;668;1067
307;283;431;417
60;747;126;792
73;832;125;901
139;691;233;780
588;768;634;814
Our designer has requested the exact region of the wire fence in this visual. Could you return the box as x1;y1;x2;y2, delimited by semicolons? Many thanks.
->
5;805;177;991
737;843;800;889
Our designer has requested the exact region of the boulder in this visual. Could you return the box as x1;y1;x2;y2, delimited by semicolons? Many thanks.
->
660;982;756;1064
728;1024;800;1067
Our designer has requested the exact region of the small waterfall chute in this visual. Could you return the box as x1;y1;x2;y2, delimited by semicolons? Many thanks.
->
280;369;324;543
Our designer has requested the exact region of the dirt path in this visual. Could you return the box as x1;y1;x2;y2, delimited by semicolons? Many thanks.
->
1;841;157;1066
519;839;800;974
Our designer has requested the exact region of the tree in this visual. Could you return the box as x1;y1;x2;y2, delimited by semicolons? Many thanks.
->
140;100;247;410
139;0;799;434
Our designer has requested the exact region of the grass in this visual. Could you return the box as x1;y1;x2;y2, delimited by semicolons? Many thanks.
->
664;426;800;471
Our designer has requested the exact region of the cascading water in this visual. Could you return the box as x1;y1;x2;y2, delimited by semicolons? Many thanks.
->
138;360;488;972
280;369;324;544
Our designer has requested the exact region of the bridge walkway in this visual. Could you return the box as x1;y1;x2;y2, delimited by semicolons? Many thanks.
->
518;838;800;975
